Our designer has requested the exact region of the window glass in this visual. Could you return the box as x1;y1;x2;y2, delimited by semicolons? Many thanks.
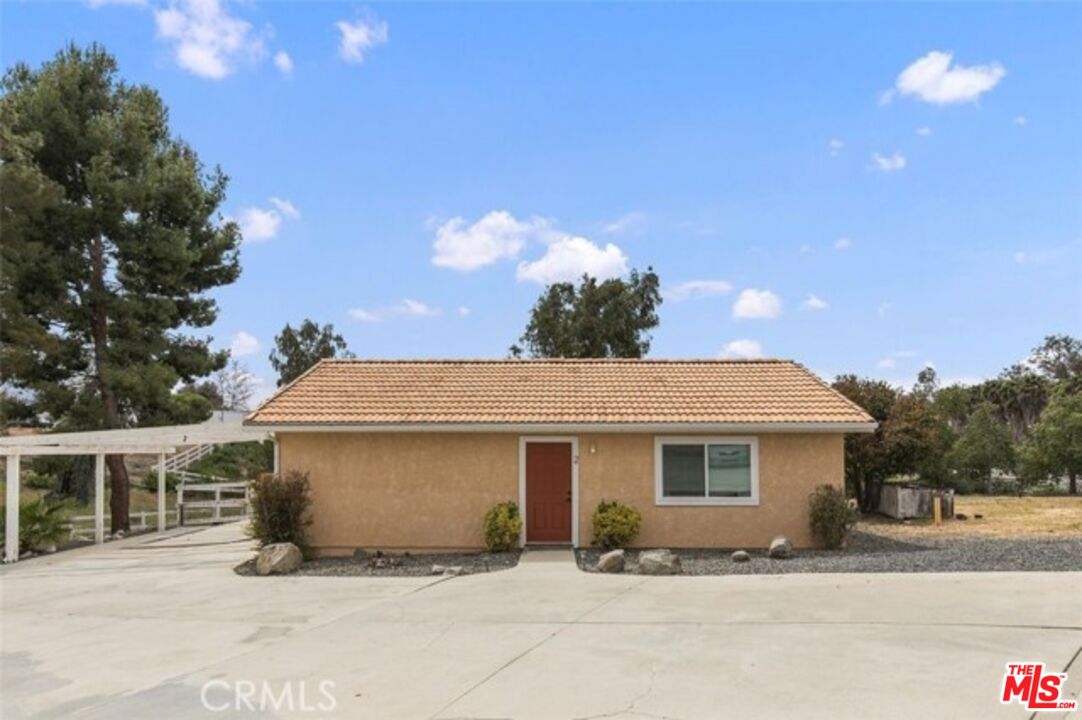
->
707;444;751;497
661;444;705;497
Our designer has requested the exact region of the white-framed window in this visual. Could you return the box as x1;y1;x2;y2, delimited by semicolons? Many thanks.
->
654;436;759;506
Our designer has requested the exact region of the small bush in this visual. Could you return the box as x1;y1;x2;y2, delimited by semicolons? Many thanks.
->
591;500;642;550
248;471;313;557
0;497;72;554
141;470;181;494
482;501;522;552
808;485;856;549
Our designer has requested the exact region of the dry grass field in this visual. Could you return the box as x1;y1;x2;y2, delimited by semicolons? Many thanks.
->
861;495;1082;539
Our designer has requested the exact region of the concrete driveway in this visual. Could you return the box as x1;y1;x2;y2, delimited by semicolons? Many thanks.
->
2;524;1080;720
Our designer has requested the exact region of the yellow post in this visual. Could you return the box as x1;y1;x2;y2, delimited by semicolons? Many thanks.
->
933;495;942;526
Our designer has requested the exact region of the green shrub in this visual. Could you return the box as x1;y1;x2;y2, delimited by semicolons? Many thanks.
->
248;471;313;557
807;485;857;549
141;470;181;494
189;441;274;480
1028;481;1069;497
482;501;522;552
591;500;642;550
0;497;72;554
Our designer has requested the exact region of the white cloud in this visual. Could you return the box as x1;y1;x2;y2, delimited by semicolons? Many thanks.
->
348;308;381;323
803;294;829;311
719;339;764;360
234;197;300;242
87;0;147;7
1014;115;1027;126
457;306;471;317
399;299;440;317
269;197;300;219
877;302;892;317
336;17;388;64
732;289;782;320
834;237;852;251
1014;251;1028;264
886;51;1005;105
229;330;260;357
667;280;733;302
601;211;648;235
273;51;293;76
871;151;907;173
154;0;265;79
916;126;932;136
237;207;281;242
878;350;917;369
431;211;551;271
828;139;844;156
516;236;629;285
799;243;813;254
349;299;441;323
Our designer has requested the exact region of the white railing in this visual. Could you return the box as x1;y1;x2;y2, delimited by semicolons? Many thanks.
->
177;480;249;526
67;510;179;537
157;443;218;473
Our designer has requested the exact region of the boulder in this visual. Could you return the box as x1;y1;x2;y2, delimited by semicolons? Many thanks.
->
597;549;625;573
431;564;446;575
637;549;681;575
731;550;751;563
768;536;792;559
974;514;984;520
442;565;463;576
255;543;303;576
955;513;968;521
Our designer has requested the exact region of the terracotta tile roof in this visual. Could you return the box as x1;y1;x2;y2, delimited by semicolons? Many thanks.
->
246;359;874;428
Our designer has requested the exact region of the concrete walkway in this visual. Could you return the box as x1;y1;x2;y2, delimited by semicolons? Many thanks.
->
2;524;1080;719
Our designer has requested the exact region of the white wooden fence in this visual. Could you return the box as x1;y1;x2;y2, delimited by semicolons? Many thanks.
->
177;480;250;526
65;479;249;538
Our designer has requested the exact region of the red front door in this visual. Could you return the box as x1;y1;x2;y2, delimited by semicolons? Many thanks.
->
525;442;573;543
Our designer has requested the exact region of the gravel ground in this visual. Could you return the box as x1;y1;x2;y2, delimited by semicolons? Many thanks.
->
576;532;1082;575
235;550;521;577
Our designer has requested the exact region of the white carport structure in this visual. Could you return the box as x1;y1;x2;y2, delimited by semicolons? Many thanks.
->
1;413;271;563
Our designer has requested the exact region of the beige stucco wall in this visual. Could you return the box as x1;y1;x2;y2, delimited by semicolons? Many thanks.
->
278;433;519;554
278;431;844;554
577;433;844;549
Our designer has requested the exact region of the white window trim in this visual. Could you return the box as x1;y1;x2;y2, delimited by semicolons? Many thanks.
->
518;436;580;547
654;436;760;507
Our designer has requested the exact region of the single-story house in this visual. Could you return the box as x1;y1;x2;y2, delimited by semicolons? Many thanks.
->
245;359;876;554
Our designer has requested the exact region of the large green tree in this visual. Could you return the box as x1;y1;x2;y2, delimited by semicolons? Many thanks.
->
1;45;240;531
269;319;353;386
1023;391;1082;494
511;268;661;358
947;403;1016;491
831;375;898;509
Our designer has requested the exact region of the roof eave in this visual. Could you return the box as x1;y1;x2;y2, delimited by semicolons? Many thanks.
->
244;420;878;434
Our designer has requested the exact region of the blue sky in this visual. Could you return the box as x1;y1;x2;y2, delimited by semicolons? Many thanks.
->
4;1;1080;402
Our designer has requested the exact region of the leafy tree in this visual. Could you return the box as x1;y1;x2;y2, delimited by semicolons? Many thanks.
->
1024;390;1082;494
269;319;353;386
0;45;240;531
1030;334;1082;391
178;380;224;411
947;403;1016;491
976;366;1050;441
934;384;974;431
831;375;898;509
912;365;939;400
511;268;661;358
882;394;954;488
